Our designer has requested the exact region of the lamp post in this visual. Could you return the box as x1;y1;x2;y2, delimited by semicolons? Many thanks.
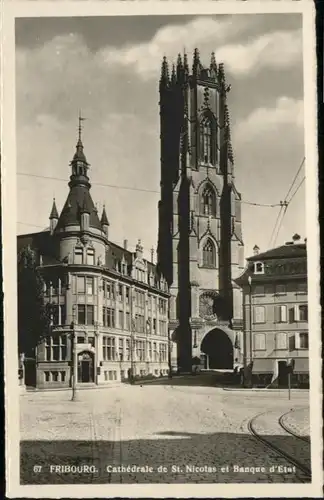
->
247;275;253;387
70;304;77;401
168;331;172;379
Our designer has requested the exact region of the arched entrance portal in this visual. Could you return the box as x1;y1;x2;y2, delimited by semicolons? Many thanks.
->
77;351;95;383
201;328;234;369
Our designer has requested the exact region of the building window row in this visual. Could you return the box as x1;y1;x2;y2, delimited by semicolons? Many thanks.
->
252;283;307;296
44;370;66;382
74;247;95;266
102;335;168;362
254;332;309;351
103;307;115;328
76;276;95;295
45;335;67;361
50;304;66;326
253;304;308;324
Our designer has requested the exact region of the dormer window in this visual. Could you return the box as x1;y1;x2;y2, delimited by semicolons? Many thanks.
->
74;248;83;265
254;261;264;274
86;249;95;266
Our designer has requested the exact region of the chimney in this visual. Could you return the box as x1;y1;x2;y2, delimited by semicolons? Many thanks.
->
292;233;301;244
253;245;260;256
123;239;128;250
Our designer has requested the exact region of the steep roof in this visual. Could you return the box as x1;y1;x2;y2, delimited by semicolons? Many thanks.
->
248;243;306;261
55;185;101;231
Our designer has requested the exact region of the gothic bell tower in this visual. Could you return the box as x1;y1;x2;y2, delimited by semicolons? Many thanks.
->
157;49;244;372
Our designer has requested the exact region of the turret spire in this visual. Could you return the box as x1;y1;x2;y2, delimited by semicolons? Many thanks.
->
69;112;90;189
101;205;109;226
49;198;59;220
183;50;189;77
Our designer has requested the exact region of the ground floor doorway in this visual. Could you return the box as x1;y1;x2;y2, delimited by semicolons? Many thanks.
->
77;351;95;383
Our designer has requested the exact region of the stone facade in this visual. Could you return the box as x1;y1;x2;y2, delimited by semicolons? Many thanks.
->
18;128;169;389
235;237;309;388
157;50;244;372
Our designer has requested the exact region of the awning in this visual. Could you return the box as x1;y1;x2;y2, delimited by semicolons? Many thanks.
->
294;358;309;373
252;358;274;374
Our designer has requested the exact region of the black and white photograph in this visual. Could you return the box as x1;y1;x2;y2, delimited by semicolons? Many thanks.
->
2;1;322;498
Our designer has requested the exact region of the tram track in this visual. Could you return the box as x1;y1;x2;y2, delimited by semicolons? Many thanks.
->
248;410;311;482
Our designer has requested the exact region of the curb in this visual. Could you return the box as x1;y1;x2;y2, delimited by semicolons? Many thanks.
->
222;387;309;392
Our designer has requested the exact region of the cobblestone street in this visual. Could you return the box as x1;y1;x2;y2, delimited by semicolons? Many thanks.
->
20;378;310;484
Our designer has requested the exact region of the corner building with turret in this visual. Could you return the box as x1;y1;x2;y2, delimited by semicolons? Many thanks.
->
18;129;169;389
157;50;245;373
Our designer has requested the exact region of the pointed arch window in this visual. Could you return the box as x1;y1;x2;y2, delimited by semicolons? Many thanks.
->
202;239;216;268
200;117;213;164
201;185;216;216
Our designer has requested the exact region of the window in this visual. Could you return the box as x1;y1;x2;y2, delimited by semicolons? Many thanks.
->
254;285;265;296
44;371;50;382
202;239;216;268
45;335;67;361
126;339;130;360
104;371;108;381
200;117;212;163
254;262;264;274
60;305;66;326
119;310;124;329
153;342;158;361
88;337;95;347
159;299;167;315
86;249;95;266
102;336;116;361
254;333;266;350
77;305;94;325
103;307;115;328
201;185;216;216
275;284;286;295
104;280;115;300
299;305;308;321
77;276;85;294
289;304;308;322
276;332;287;350
254;306;265;323
275;305;287;323
117;284;123;302
61;371;66;382
74;248;83;265
119;338;124;361
153;318;157;333
125;287;130;304
86;277;94;295
109;371;113;380
125;312;130;331
298;332;309;349
77;336;85;343
136;340;145;361
51;371;59;382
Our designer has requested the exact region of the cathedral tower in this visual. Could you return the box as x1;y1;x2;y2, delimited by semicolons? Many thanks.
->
157;50;244;373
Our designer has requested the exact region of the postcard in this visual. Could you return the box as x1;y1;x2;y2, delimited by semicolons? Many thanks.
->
2;0;322;498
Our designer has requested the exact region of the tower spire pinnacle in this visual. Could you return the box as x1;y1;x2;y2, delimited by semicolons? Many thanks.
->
192;48;201;76
160;56;170;87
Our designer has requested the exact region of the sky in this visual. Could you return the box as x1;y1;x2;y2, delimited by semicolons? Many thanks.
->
16;13;306;260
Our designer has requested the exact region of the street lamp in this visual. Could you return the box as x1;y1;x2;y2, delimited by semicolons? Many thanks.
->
247;275;253;387
70;304;77;401
168;332;172;379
